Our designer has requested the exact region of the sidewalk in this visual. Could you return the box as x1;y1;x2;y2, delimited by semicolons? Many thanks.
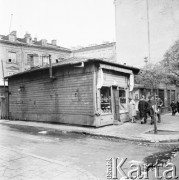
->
0;145;97;180
0;113;179;143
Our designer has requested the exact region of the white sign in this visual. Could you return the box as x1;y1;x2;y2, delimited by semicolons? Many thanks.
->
129;73;134;91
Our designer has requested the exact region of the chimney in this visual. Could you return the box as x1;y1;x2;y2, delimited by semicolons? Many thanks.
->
41;39;47;46
11;31;17;36
9;31;17;42
24;33;32;44
24;32;31;38
51;40;57;46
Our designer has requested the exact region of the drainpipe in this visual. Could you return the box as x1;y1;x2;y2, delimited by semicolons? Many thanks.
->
1;60;6;119
49;55;56;80
49;55;52;78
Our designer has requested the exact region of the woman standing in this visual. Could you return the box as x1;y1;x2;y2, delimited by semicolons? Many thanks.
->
128;98;137;123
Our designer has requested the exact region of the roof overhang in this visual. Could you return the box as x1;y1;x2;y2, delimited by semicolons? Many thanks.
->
5;58;140;79
100;64;132;74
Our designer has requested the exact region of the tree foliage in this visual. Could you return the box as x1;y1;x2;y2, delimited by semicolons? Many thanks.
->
135;39;179;87
162;40;179;83
135;62;169;89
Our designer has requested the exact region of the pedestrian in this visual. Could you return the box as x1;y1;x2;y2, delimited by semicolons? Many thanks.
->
155;96;163;123
147;95;155;125
177;99;179;114
128;97;136;123
170;100;177;116
138;95;148;124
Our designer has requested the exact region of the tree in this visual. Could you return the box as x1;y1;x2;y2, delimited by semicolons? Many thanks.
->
135;62;168;134
162;40;179;84
135;62;168;90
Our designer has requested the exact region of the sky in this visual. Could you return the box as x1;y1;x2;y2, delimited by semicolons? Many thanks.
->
0;0;179;67
0;0;115;48
115;0;179;66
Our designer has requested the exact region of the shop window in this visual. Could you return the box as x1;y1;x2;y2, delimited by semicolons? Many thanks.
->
119;89;127;112
100;87;112;114
8;52;16;63
119;89;126;103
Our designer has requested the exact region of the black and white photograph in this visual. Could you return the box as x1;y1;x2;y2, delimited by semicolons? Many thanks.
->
0;0;179;179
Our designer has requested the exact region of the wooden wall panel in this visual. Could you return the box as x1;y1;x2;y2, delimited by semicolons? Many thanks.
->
8;64;95;126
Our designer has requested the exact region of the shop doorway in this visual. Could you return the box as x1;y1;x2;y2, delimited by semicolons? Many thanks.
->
113;87;120;121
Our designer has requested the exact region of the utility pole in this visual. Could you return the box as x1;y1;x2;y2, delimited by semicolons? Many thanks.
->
153;85;158;134
146;0;151;62
144;57;148;70
146;0;157;134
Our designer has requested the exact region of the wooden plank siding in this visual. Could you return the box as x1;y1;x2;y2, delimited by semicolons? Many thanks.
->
103;69;129;88
8;64;96;126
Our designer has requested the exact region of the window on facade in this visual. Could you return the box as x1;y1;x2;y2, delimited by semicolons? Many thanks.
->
8;52;16;63
171;90;175;101
27;54;34;67
119;89;127;112
100;87;112;114
42;56;49;65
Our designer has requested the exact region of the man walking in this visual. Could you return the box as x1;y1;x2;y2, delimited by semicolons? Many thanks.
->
171;100;177;116
138;95;148;124
147;95;155;125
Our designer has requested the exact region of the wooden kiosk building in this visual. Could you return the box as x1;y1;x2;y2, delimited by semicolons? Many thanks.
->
6;58;139;127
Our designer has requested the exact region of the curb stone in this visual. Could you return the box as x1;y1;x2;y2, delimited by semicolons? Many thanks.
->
1;120;179;144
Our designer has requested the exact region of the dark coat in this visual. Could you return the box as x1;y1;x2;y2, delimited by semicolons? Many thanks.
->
177;101;179;108
147;99;155;116
138;99;148;118
171;102;177;110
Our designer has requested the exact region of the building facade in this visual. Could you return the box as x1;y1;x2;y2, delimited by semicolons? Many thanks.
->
72;42;116;62
0;31;71;83
6;58;139;126
131;83;179;113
